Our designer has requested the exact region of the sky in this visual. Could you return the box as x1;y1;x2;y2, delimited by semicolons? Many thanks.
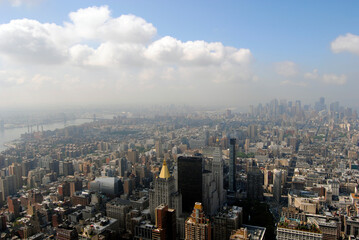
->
0;0;358;110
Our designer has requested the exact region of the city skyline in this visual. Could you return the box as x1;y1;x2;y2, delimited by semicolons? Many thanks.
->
1;3;359;238
0;1;358;109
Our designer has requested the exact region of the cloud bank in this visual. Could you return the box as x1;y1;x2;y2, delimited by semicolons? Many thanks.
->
0;6;256;107
0;5;353;108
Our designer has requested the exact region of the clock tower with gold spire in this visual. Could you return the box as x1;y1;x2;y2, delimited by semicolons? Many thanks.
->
149;159;182;220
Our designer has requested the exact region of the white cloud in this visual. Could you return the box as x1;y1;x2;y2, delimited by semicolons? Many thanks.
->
304;69;319;80
303;69;347;85
0;6;157;65
0;5;256;107
145;36;183;63
75;42;147;67
0;19;68;64
331;33;359;55
274;61;298;77
67;6;156;44
322;74;347;85
69;44;95;66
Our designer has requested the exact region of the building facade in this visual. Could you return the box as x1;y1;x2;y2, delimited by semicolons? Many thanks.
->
273;169;282;203
229;139;236;192
185;202;211;240
149;159;182;219
247;167;264;201
178;156;202;214
212;146;225;208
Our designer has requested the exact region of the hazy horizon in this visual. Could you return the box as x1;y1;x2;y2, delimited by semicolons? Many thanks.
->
0;1;358;109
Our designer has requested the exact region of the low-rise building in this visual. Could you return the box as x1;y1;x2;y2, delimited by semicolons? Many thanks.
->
277;218;322;240
230;225;266;240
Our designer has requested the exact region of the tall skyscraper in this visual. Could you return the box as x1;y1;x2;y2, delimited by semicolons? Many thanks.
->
0;175;15;203
204;130;209;146
212;146;225;208
119;157;127;177
295;100;302;115
21;160;32;178
247;167;264;201
315;97;326;112
247;125;258;140
229;138;236;192
7;196;20;217
8;163;22;190
185;202;211;240
149;159;182;219
273;169;282;203
156;140;163;158
177;156;203;213
202;170;219;216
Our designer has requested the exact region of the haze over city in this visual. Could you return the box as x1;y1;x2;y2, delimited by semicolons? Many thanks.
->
2;1;359;240
0;0;358;109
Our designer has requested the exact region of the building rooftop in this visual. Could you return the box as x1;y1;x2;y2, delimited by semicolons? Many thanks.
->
215;206;243;219
307;217;338;228
230;224;266;240
278;218;321;234
84;217;118;234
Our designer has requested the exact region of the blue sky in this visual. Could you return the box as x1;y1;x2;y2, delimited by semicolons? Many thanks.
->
0;0;358;109
1;1;357;62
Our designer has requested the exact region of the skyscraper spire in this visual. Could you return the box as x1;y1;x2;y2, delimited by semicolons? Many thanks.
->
159;159;171;179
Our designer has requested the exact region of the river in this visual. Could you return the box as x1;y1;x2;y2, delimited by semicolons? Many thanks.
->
0;118;92;152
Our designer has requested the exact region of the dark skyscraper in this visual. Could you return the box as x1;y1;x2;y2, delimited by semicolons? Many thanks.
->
119;157;127;177
229;138;236;192
247;167;264;201
177;156;202;213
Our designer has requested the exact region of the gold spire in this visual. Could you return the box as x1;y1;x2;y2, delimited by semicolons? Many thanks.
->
159;159;171;179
